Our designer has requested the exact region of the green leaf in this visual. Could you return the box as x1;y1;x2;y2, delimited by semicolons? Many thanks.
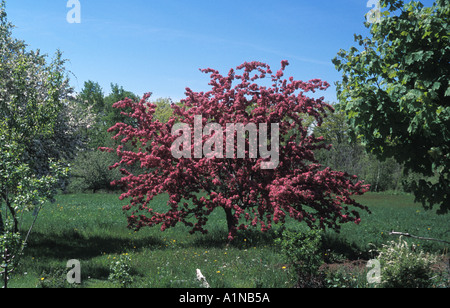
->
388;70;397;79
431;82;441;91
445;87;450;97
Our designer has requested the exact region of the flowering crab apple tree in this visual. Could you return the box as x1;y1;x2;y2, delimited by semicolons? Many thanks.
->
100;61;370;240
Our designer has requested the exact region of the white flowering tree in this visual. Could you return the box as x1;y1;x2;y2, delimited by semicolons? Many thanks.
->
0;1;90;287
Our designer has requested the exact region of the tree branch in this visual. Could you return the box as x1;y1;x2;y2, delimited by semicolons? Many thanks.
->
389;231;450;245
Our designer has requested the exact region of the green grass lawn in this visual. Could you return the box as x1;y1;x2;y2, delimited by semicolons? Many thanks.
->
8;192;450;288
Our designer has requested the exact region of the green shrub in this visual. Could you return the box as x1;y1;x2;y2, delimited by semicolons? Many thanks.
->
275;228;324;287
67;150;121;193
376;237;438;288
108;253;134;288
38;268;78;289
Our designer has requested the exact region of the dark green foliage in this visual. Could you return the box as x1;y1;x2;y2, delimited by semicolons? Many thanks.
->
314;109;407;192
333;0;450;213
79;80;105;114
67;150;121;193
275;228;325;287
68;81;175;193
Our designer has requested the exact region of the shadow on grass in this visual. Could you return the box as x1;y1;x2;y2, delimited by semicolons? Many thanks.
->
190;228;280;249
24;229;165;261
322;231;374;261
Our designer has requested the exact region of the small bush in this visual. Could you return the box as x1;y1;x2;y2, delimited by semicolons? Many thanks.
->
376;237;438;288
67;150;121;193
37;268;78;289
275;228;324;288
108;253;134;288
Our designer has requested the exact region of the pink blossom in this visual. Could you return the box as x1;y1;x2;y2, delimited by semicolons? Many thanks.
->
100;61;370;240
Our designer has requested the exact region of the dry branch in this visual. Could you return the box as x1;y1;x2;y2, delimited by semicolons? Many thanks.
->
389;231;450;245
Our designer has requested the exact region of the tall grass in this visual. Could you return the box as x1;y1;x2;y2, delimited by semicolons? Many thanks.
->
8;192;449;288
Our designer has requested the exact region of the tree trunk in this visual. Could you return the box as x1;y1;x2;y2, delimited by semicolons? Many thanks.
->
374;161;380;192
0;212;4;234
224;207;236;238
3;198;18;233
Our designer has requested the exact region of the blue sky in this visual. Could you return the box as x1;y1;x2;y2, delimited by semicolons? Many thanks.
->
3;1;416;103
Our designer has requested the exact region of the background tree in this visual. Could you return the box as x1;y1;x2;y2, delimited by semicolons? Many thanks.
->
67;82;151;193
103;83;140;130
68;82;177;193
332;0;449;213
101;61;370;240
153;97;175;123
79;80;105;114
313;110;366;179
314;109;404;192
